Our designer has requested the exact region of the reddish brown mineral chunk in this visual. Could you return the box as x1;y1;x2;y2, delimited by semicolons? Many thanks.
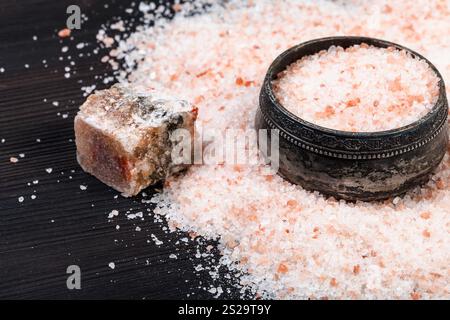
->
74;84;196;196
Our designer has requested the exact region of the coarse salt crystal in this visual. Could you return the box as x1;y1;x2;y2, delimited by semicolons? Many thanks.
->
58;28;71;38
108;209;119;218
126;212;143;220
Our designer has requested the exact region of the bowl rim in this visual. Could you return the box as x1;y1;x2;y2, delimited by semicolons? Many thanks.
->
264;36;447;138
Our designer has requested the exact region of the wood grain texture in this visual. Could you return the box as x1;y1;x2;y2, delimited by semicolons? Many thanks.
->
0;0;241;299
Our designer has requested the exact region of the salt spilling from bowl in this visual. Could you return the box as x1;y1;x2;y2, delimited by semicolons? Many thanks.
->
101;0;450;299
272;44;440;132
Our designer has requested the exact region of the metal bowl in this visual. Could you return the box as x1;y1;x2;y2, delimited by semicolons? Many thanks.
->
256;36;449;201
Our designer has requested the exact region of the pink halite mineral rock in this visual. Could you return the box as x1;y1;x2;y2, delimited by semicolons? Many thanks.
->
75;84;197;196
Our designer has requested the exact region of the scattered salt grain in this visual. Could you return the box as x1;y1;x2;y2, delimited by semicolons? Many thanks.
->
45;168;52;173
79;185;87;190
110;21;125;32
208;287;217;294
108;262;116;269
10;157;18;163
108;209;119;218
18;196;24;203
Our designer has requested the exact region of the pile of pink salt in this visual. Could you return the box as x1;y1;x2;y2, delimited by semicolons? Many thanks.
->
272;44;440;132
105;0;450;299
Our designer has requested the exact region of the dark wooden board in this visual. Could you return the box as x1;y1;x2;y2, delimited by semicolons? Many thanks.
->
0;0;241;299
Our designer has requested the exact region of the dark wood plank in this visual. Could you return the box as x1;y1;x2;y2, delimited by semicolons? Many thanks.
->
0;0;241;299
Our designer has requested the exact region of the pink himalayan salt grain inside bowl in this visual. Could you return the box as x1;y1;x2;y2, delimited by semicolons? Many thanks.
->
272;44;440;132
109;0;450;299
